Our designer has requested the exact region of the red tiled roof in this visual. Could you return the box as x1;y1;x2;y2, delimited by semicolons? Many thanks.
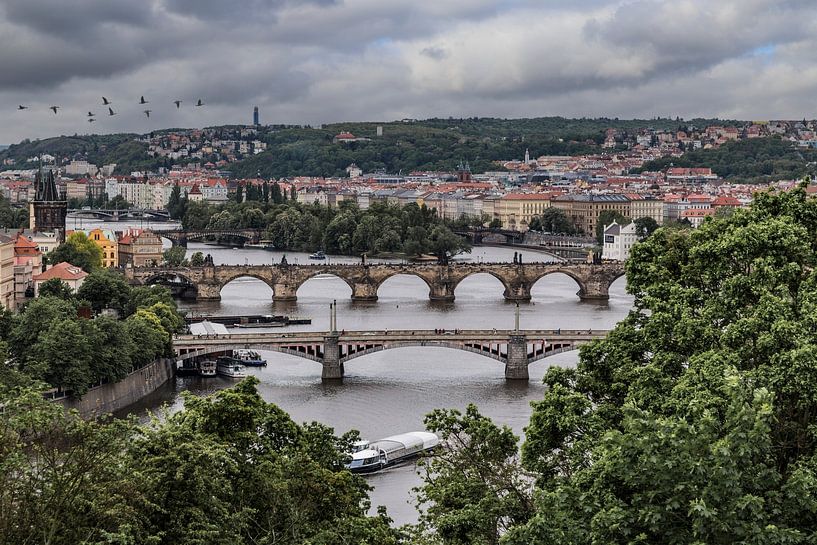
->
33;261;88;281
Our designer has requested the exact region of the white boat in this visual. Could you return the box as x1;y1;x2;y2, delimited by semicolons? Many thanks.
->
199;359;217;377
235;348;267;367
309;250;326;260
347;431;439;473
216;356;247;378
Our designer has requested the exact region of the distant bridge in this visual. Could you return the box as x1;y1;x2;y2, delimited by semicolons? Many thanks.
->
126;261;625;302
160;229;263;247
173;328;609;380
68;208;172;221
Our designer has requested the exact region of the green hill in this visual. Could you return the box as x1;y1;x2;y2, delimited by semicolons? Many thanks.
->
634;136;817;182
0;116;741;178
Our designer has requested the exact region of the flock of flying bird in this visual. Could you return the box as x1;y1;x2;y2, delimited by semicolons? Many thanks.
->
15;96;206;122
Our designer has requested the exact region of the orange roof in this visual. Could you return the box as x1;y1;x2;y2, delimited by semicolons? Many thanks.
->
712;196;741;207
681;208;716;218
502;192;560;201
14;235;38;250
33;262;88;281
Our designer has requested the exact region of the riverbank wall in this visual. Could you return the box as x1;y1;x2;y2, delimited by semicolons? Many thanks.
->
52;358;175;418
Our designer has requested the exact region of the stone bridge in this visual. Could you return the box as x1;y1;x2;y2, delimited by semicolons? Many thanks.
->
173;328;608;380
125;261;625;302
160;229;263;247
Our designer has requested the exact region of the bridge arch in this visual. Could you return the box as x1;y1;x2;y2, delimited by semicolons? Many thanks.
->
141;271;197;287
218;272;277;296
451;270;513;298
294;271;355;296
374;271;435;297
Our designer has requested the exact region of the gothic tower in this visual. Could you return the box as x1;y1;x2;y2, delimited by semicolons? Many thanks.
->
29;167;67;242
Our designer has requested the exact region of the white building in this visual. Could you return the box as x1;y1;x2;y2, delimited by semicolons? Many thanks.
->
602;221;638;261
65;160;98;176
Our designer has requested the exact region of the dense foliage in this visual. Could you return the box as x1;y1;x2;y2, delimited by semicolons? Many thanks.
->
0;195;27;229
636;136;817;182
413;183;817;543
3;276;183;395
184;199;471;260
526;208;578;235
0;378;399;545
48;231;103;271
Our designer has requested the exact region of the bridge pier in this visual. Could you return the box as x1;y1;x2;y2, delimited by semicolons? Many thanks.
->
577;279;610;301
351;281;378;302
321;334;343;380
503;283;532;302
429;282;455;302
196;282;222;301
505;334;529;380
272;282;298;302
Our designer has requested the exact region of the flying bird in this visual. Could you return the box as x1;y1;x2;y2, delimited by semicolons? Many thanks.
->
17;105;28;110
102;96;112;105
173;100;182;108
139;95;148;104
195;99;204;107
88;118;96;123
108;107;116;116
143;109;152;118
87;111;95;117
49;106;59;114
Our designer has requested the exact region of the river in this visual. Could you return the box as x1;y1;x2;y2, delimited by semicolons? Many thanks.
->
69;217;633;525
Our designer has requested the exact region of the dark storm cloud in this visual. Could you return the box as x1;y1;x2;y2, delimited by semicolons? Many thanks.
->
163;0;338;21
3;0;817;143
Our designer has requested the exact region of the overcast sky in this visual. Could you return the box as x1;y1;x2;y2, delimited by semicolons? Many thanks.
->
1;0;817;143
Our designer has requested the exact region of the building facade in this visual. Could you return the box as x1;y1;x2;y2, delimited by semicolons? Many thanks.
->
551;194;631;236
118;229;163;267
74;228;119;268
602;221;638;261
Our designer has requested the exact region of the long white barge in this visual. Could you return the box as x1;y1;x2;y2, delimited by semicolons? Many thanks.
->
347;431;439;473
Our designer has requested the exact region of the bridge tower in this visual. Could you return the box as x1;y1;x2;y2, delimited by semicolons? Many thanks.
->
322;301;343;380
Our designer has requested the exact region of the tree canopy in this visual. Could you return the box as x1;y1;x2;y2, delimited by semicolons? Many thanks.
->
414;182;817;544
48;231;103;271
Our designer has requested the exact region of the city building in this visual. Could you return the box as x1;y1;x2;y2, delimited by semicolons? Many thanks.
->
0;234;15;309
602;221;638;261
118;229;163;267
12;234;42;309
551;194;632;235
32;261;88;296
253;106;259;126
73;228;119;268
495;193;554;231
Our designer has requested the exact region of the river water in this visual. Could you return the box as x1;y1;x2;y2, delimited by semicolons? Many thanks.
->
70;218;633;525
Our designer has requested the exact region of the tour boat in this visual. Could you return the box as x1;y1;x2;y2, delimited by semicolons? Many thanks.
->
216;356;247;378
346;431;439;474
309;250;326;260
234;348;267;367
198;359;217;377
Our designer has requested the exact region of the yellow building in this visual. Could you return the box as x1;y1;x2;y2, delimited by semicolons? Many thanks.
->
495;193;555;231
74;228;119;267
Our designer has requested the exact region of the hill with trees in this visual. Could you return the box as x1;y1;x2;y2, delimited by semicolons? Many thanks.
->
635;136;817;182
0;116;738;178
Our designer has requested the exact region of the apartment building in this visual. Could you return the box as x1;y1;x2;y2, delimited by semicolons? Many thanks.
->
550;194;631;235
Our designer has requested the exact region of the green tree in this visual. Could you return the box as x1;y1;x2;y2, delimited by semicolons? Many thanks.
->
429;225;471;264
37;278;74;300
29;318;94;394
633;216;659;238
163;246;188;266
48;232;103;271
533;207;577;234
76;269;132;314
189;251;205;266
124;310;169;367
167;184;183;218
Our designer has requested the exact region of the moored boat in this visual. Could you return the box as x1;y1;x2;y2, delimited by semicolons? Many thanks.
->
216;356;247;378
234;348;267;366
347;431;439;473
309;250;326;260
199;359;217;377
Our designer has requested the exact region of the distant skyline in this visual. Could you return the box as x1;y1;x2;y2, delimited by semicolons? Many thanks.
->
1;0;817;143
